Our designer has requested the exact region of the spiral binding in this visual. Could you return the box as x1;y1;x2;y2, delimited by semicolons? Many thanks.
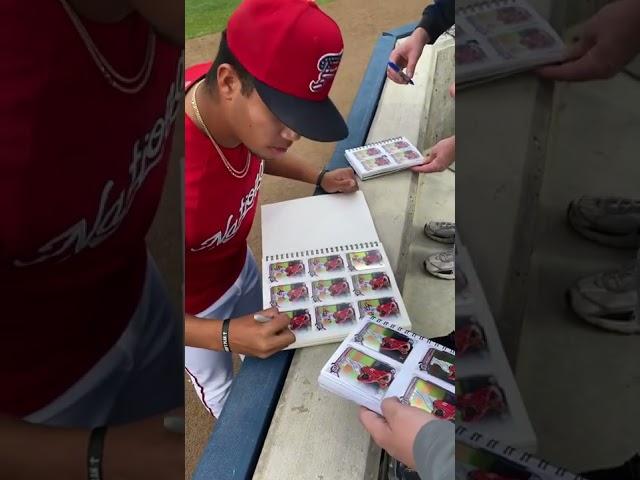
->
344;136;405;154
265;241;381;262
456;0;516;15
455;426;585;479
381;321;426;341
376;319;456;354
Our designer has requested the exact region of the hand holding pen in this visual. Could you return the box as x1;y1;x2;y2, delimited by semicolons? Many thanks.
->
387;27;430;85
221;307;294;358
387;61;415;85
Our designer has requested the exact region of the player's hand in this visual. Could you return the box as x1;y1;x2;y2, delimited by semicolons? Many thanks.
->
103;409;184;480
449;82;455;98
387;27;430;84
537;0;640;81
321;167;358;193
359;398;436;469
412;136;455;173
228;307;295;358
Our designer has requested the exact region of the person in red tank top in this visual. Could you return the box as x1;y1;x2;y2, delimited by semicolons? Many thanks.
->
1;1;184;479
184;0;358;417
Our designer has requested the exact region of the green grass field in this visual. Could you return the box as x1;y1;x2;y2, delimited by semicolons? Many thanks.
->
186;0;334;39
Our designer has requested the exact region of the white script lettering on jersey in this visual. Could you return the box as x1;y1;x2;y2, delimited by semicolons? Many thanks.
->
190;160;264;253
14;53;185;268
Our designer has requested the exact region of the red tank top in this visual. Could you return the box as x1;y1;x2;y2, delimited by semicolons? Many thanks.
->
185;63;263;315
0;3;183;416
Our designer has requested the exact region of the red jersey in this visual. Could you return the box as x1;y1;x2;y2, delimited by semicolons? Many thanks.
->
185;63;263;315
0;3;183;416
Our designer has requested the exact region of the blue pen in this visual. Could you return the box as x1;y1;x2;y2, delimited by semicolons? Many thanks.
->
387;61;414;85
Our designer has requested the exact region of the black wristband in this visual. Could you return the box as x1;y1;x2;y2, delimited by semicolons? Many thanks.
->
315;168;328;189
222;318;232;352
87;426;107;480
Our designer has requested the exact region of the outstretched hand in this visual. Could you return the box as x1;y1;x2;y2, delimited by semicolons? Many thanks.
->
537;0;640;81
412;136;455;174
387;27;430;84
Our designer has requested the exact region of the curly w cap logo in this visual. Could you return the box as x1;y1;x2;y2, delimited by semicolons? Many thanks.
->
309;51;343;93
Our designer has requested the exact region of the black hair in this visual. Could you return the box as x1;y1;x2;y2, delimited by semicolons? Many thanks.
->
205;30;255;96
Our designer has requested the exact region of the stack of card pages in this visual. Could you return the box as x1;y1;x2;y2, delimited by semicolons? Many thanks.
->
261;191;411;349
457;0;567;86
456;426;583;479
456;239;536;449
344;136;424;180
318;317;455;417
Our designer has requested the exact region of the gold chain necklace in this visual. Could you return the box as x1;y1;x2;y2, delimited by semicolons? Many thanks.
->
59;0;156;94
191;80;251;179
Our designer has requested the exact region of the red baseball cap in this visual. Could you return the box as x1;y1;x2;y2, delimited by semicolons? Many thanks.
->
227;0;348;142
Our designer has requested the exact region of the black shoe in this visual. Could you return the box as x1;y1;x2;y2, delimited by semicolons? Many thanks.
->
581;454;640;480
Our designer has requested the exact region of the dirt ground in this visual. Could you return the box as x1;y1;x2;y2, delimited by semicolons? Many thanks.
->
184;1;426;478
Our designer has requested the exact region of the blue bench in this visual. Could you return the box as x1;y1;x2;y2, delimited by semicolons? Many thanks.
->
193;22;417;480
